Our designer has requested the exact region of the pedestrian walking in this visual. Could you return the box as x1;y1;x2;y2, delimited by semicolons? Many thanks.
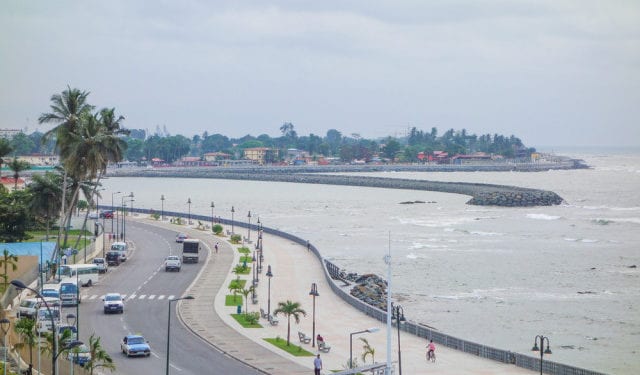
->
313;353;322;375
215;242;219;253
427;339;436;362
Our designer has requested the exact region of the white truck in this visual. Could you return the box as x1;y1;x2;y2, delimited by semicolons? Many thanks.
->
164;255;182;272
181;239;200;263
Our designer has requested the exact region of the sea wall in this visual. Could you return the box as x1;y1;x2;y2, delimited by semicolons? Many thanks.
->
108;166;564;207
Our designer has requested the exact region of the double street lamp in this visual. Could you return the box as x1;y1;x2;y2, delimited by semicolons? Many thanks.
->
231;206;235;234
309;283;319;347
11;280;83;375
247;211;251;243
531;335;552;375
210;202;215;227
111;191;121;234
350;327;380;369
161;195;165;221
266;265;273;317
187;198;192;225
391;303;406;375
166;296;195;375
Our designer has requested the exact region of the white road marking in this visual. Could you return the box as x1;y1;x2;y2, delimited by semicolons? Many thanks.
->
139;295;147;299
148;295;156;300
168;295;175;300
158;295;166;300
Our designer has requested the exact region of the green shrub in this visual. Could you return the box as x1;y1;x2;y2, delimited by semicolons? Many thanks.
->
213;224;223;235
231;234;242;243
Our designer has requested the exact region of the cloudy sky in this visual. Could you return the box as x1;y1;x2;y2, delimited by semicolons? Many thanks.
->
1;1;638;148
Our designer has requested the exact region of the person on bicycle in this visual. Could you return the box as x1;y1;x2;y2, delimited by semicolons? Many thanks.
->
427;339;436;361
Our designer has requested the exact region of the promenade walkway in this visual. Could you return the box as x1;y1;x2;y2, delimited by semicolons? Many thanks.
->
143;217;535;375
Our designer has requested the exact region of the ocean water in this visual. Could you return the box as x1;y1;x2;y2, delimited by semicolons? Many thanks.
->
102;151;640;374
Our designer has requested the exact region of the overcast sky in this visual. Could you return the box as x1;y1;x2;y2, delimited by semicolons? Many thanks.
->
1;1;638;148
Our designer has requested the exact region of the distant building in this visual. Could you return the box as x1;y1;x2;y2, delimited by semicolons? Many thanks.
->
203;152;231;163
17;154;59;166
0;128;21;139
0;176;26;191
243;147;279;164
451;152;493;165
175;156;203;167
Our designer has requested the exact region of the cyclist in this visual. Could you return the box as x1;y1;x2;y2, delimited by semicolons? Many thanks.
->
427;339;436;362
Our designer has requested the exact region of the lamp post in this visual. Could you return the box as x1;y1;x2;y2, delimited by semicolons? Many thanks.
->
309;283;319;347
111;191;121;234
10;279;79;375
251;252;257;300
187;198;192;225
350;328;380;369
231;206;235;234
266;265;273;317
1;318;9;375
120;197;126;241
391;303;406;375
247;211;251;243
65;314;77;375
166;296;195;375
129;192;135;216
531;335;552;375
161;195;165;221
210;202;215;227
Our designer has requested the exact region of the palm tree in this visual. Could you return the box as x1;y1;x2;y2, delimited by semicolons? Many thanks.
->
13;318;37;374
0;248;18;292
273;300;306;346
85;333;116;375
360;337;376;364
7;157;31;189
39;87;94;257
0;138;13;180
28;172;63;240
239;286;255;314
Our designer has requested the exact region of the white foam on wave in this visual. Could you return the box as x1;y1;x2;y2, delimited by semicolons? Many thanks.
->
396;216;477;228
564;238;578;242
583;205;640;211
526;213;561;220
469;231;503;236
580;238;598;243
406;253;419;259
610;217;640;225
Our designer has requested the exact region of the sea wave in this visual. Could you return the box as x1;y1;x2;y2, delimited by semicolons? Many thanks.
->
526;213;561;220
469;231;504;236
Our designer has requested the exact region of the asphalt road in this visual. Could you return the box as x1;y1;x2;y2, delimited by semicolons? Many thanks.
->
64;220;261;375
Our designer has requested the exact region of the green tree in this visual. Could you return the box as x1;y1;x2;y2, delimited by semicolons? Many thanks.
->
273;300;306;346
8;157;31;189
239;286;255;314
14;318;37;374
0;249;19;292
85;333;116;375
0;138;15;180
10;132;36;155
382;138;402;160
360;337;376;363
0;190;31;242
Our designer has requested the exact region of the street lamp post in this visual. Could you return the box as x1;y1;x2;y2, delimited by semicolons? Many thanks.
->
531;335;552;375
391;303;406;375
65;314;77;375
210;202;215;227
111;191;121;235
350;328;380;369
231;206;235;234
247;211;251;243
309;283;319;347
266;265;273;317
251;252;257;300
1;318;9;375
187;198;192;225
166;296;195;375
121;198;126;241
10;280;83;375
129;192;135;216
161;195;165;221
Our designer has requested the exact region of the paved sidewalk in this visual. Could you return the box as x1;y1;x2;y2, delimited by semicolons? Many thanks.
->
141;217;535;375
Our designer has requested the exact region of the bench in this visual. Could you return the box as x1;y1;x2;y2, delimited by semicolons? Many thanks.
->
268;315;279;326
260;308;269;319
298;331;311;344
318;340;331;353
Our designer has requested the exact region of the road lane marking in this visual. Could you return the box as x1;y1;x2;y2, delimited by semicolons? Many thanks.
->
148;295;156;300
139;295;147;299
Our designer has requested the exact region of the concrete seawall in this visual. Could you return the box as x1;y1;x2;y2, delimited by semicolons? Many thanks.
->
108;165;565;207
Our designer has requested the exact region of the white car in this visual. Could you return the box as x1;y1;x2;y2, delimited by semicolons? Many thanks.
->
164;255;182;272
92;257;108;273
103;293;124;314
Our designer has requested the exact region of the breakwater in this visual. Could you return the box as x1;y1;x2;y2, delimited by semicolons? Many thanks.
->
108;166;564;207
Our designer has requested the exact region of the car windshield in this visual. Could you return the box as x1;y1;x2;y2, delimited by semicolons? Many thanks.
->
105;295;121;301
167;256;179;260
42;290;58;297
128;337;145;345
93;259;104;263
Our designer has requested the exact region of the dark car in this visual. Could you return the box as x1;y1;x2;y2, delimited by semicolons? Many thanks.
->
106;251;121;266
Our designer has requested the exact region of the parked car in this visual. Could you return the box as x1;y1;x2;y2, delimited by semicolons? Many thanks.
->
106;251;121;266
103;293;124;314
67;344;91;367
99;210;114;219
175;233;188;243
164;255;182;272
92;257;108;273
58;324;78;343
88;211;99;219
17;298;39;319
111;242;128;262
121;334;151;357
41;288;60;299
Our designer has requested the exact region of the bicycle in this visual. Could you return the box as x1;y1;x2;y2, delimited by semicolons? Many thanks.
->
427;349;436;362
